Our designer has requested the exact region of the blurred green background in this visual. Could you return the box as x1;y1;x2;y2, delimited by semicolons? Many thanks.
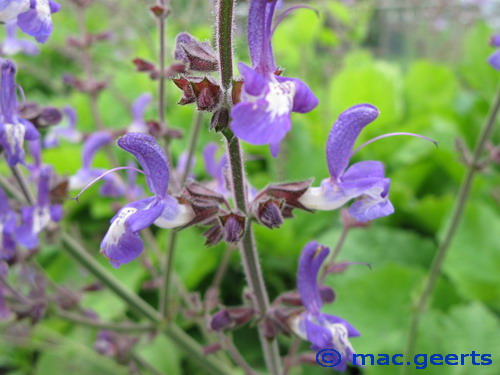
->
1;0;499;374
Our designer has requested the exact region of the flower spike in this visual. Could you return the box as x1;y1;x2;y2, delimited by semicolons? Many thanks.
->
291;241;359;371
99;133;194;268
299;104;396;222
230;0;318;157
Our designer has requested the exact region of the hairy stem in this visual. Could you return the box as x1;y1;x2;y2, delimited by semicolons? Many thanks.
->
5;166;233;374
159;111;204;318
55;309;156;333
61;233;233;375
403;87;500;373
217;0;282;372
10;165;35;205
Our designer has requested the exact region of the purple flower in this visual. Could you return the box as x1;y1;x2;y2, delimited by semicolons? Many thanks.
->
0;187;17;260
0;59;39;166
44;106;82;148
16;166;62;249
127;93;152;133
69;131;126;198
0;20;40;56
203;143;228;195
100;133;194;268
298;104;395;222
230;0;318;157
291;241;359;371
488;34;500;70
16;0;60;44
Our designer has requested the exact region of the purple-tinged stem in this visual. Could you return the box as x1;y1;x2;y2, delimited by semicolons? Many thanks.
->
159;111;205;318
217;0;282;373
10;165;35;205
403;86;500;375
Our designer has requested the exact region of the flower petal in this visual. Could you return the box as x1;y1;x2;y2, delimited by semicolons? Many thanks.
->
488;50;500;71
323;313;361;337
297;241;330;314
237;62;268;96
276;76;318;113
0;0;30;23
327;104;379;180
131;93;152;123
117;133;170;198
342;160;385;181
248;0;276;73
100;200;165;268
305;318;333;350
17;0;54;43
82;131;113;169
341;177;394;221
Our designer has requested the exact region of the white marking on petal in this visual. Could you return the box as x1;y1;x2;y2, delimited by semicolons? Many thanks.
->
290;314;307;340
154;203;195;229
0;0;30;23
299;185;350;211
33;0;50;18
33;206;50;234
102;207;137;247
327;323;355;358
264;80;295;120
3;123;25;155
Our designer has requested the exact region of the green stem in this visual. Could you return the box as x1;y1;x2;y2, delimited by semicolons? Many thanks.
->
10;165;35;205
55;309;156;333
159;111;204;318
60;233;234;375
217;0;282;372
217;0;234;92
403;87;500;374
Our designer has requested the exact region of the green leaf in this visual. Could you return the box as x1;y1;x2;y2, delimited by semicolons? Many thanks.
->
404;61;458;115
443;203;500;310
329;52;404;128
417;302;500;375
317;225;436;268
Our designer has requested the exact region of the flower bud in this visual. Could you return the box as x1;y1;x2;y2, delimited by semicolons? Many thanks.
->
174;32;218;72
210;307;255;331
210;107;229;131
221;213;245;244
210;310;231;331
132;58;156;72
256;199;283;229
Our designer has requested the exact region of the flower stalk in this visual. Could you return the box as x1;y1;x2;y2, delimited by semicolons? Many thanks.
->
404;86;500;373
159;111;204;318
7;165;233;375
217;0;283;373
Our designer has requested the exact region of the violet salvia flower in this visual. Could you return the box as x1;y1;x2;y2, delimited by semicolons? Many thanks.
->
298;104;395;222
15;0;60;44
0;20;39;56
100;133;194;268
0;187;17;260
16;166;62;249
488;34;500;70
230;0;318;157
44;106;82;148
127;93;152;133
203;142;228;195
69;131;126;198
291;241;359;371
0;59;39;166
